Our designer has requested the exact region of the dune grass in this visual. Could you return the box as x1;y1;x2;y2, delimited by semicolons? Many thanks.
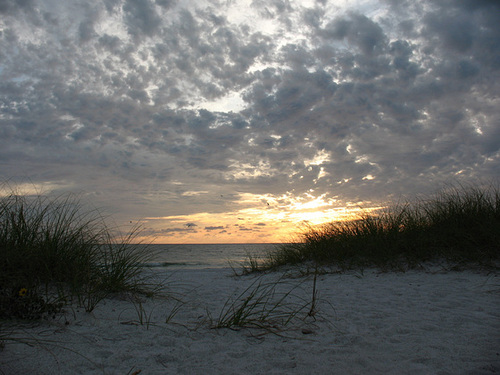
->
0;189;157;319
212;274;317;332
253;185;500;272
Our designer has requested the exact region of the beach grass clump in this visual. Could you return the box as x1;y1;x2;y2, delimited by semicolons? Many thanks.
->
213;275;314;332
260;184;500;271
0;189;156;319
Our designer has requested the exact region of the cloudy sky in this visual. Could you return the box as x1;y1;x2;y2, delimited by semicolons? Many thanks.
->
1;0;499;243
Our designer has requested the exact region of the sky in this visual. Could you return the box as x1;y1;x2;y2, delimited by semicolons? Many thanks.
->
1;0;499;244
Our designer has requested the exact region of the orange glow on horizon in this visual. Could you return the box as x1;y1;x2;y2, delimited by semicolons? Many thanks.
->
127;192;383;244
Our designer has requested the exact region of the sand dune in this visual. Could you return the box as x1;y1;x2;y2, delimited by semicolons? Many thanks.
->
2;267;499;374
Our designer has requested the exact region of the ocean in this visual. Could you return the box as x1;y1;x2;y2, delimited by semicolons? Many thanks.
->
138;243;280;270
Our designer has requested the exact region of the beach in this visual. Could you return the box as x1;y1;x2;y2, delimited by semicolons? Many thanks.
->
2;267;499;374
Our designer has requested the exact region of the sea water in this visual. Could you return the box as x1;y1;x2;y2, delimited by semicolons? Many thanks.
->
138;243;279;270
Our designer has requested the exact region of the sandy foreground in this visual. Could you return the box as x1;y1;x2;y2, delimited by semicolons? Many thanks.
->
1;267;499;375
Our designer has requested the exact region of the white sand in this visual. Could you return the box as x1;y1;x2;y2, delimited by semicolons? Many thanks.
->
2;267;499;374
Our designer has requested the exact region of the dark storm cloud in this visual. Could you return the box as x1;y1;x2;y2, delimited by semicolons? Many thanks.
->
0;0;498;224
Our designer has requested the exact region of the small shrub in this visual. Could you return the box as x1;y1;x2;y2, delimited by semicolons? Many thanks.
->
0;287;64;320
